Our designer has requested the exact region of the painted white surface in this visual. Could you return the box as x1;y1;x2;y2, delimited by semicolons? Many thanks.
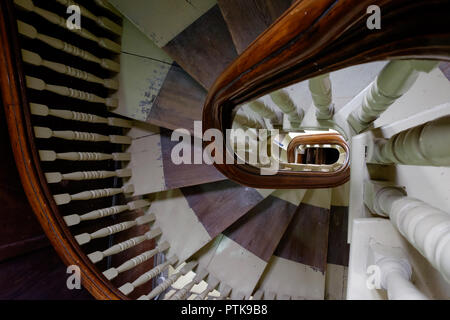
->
109;0;217;47
257;256;326;300
150;189;212;263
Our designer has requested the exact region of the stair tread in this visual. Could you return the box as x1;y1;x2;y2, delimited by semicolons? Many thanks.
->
194;190;307;297
149;183;269;263
218;0;293;54
162;5;238;89
126;128;226;196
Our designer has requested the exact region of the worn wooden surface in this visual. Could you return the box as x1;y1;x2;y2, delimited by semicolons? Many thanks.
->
163;5;238;89
274;203;330;273
218;0;293;54
160;128;226;189
181;180;264;238
327;206;350;266
224;195;299;262
149;65;207;134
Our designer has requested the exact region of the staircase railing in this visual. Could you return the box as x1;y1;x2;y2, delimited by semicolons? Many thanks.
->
202;0;450;189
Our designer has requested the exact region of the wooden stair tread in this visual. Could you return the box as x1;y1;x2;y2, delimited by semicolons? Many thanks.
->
163;5;238;89
218;0;293;54
148;64;207;134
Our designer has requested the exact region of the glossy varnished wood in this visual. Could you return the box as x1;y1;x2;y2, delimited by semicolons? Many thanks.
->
203;0;450;189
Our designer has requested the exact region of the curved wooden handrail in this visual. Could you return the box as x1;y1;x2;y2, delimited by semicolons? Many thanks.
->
203;0;450;189
0;0;126;300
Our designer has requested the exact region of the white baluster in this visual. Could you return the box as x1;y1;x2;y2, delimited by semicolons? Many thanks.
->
88;228;162;263
46;168;131;184
119;256;179;295
30;103;131;127
34;126;131;144
138;261;198;300
17;21;120;72
64;199;150;227
194;277;219;300
23;51;119;90
368;239;429;300
75;213;155;245
27;77;118;108
369;116;450;166
233;114;263;129
103;241;170;280
270;89;304;128
309;73;334;120
248;100;278;122
14;0;121;53
347;60;438;133
170;269;208;300
54;184;134;205
55;0;122;35
365;180;450;283
39;150;130;162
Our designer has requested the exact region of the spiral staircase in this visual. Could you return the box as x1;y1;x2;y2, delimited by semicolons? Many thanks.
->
1;0;450;300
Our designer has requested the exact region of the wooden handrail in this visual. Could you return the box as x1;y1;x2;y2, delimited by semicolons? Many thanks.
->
203;0;450;189
0;0;126;300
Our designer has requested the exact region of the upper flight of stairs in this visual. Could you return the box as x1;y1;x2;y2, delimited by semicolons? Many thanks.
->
3;0;450;300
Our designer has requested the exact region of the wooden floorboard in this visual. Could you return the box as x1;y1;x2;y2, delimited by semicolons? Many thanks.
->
163;5;238;89
224;195;299;262
274;203;330;273
181;180;264;238
218;0;293;54
160;128;226;189
327;205;350;266
149;64;207;134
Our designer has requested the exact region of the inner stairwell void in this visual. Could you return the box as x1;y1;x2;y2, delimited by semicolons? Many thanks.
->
1;0;450;300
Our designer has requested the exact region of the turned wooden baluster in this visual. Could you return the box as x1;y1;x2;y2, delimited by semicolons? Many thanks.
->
27;77;118;108
119;256;179;295
88;228;162;263
15;0;121;53
30;103;131;127
138;261;198;300
103;241;170;280
23;51;119;90
46;168;131;184
75;213;155;245
34;127;131;144
248;100;278;123
368;239;429;300
170;269;209;300
369;116;450;166
194;277;220;300
234;114;263;129
55;0;122;36
309;73;334;120
39;150;130;162
17;21;120;72
64;199;150;227
270;89;304;128
54;184;134;205
347;60;438;133
216;285;232;300
365;181;450;283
